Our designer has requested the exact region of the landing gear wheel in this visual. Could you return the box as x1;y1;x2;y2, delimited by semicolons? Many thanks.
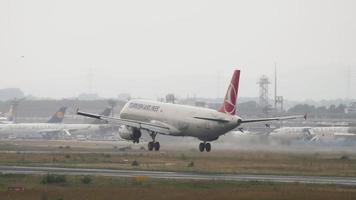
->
154;142;160;151
205;143;211;152
148;142;154;151
148;132;160;151
199;143;205;152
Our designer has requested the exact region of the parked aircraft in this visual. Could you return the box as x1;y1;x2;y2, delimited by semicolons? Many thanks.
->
0;97;26;124
0;104;14;124
41;107;116;139
0;107;70;138
46;106;67;123
269;126;356;143
70;107;118;139
77;70;305;152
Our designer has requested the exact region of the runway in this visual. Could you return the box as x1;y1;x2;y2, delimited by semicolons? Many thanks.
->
1;165;356;186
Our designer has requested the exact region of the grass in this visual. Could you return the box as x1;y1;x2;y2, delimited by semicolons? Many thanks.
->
1;150;356;177
0;140;356;199
0;174;355;200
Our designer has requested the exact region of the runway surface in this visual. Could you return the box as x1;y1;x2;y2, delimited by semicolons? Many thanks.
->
1;165;356;186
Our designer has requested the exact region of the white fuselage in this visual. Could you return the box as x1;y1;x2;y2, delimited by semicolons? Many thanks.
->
269;127;356;142
0;123;105;136
0;119;13;124
119;99;241;141
0;115;13;124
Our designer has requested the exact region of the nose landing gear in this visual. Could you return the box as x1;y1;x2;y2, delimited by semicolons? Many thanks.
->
199;142;211;152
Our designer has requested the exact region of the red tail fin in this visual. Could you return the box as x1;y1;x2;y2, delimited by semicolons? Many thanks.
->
218;70;240;115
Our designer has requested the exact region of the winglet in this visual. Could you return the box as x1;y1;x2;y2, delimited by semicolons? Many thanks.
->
304;114;307;120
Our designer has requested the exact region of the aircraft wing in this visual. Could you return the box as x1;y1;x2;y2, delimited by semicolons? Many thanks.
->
334;133;356;138
38;129;62;134
241;114;307;124
77;110;171;135
62;129;72;136
38;129;71;136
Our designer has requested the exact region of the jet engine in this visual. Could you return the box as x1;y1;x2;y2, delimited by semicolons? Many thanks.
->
118;125;141;143
302;128;316;141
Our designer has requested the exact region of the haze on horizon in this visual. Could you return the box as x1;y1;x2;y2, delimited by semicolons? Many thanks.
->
0;0;355;101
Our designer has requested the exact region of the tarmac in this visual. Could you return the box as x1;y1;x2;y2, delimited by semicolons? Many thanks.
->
1;165;356;186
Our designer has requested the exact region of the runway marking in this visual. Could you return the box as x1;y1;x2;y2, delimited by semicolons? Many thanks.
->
1;165;356;186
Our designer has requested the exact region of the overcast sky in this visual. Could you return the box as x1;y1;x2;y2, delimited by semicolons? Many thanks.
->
0;0;355;101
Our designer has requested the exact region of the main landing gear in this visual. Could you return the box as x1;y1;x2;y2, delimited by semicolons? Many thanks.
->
199;142;211;152
148;132;160;151
148;141;160;151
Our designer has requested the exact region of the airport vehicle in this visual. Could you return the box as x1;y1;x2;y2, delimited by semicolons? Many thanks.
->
269;126;356;143
77;70;305;152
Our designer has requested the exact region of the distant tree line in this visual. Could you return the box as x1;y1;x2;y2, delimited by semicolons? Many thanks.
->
287;104;347;114
0;99;126;118
237;101;354;119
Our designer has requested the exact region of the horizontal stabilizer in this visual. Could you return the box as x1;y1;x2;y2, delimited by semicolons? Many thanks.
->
241;114;306;124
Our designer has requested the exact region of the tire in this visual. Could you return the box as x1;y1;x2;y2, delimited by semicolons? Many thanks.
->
154;142;160;151
148;142;154;151
205;143;211;152
199;143;205;152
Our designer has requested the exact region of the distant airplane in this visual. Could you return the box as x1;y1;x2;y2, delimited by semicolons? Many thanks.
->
0;104;15;124
42;107;117;139
46;106;67;123
77;70;305;152
269;126;356;143
0;106;117;139
0;107;71;138
70;107;118;138
0;98;26;124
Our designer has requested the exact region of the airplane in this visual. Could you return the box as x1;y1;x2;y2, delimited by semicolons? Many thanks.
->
70;107;119;138
77;70;305;152
0;106;118;140
0;106;70;138
42;107;117;139
269;126;356;144
41;107;117;139
0;104;15;124
0;97;26;124
46;106;67;123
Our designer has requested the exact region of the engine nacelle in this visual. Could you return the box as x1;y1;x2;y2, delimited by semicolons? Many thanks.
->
118;125;141;143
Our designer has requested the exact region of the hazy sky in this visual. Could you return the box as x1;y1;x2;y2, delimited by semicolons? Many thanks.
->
1;0;356;101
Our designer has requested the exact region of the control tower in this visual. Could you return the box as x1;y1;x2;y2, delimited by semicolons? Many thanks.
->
257;75;270;107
